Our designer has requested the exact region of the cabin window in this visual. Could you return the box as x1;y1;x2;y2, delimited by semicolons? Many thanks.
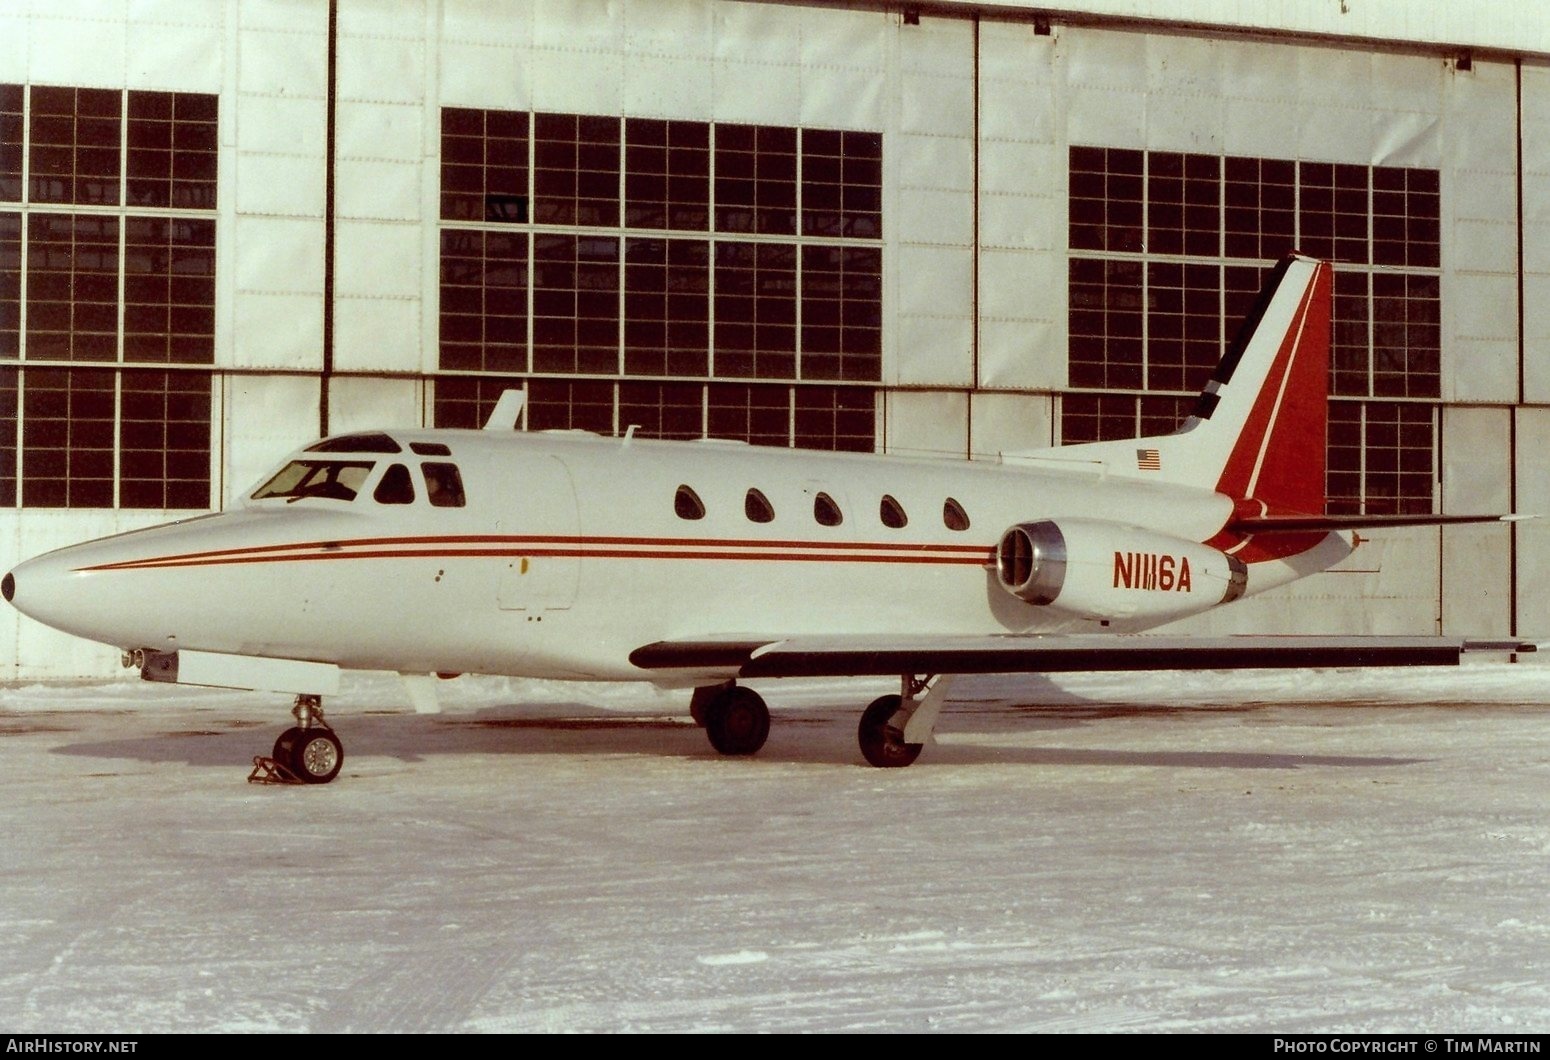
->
252;460;374;502
423;462;467;508
813;492;843;527
410;441;453;456
306;432;402;454
373;463;416;505
880;494;907;529
745;488;774;523
675;484;705;520
943;497;970;531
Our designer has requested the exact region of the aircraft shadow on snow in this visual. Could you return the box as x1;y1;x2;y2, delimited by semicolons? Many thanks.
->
40;686;1427;774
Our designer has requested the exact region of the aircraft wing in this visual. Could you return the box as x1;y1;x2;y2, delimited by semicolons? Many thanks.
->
629;633;1535;679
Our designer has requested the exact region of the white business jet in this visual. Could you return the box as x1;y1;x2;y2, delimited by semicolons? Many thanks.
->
3;254;1530;782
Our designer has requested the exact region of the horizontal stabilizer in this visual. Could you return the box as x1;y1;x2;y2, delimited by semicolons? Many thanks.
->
1230;513;1534;533
630;634;1535;680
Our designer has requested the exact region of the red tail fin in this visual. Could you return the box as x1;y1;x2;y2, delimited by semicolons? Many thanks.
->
1209;256;1331;515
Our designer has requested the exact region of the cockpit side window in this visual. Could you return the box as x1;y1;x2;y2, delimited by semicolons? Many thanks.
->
252;460;374;502
422;462;467;508
373;463;416;505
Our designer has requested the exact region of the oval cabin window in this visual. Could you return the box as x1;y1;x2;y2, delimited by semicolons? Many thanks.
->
880;494;907;529
943;497;970;532
813;492;843;527
745;488;775;524
675;484;705;520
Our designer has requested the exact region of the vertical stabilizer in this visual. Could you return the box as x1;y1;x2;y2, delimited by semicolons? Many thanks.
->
1050;254;1332;515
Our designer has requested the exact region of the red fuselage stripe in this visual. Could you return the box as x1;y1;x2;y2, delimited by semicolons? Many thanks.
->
78;536;998;572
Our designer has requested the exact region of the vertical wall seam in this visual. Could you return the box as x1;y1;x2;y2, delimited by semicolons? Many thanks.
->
321;0;338;438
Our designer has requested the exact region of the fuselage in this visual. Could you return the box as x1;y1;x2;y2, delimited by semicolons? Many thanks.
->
3;428;1351;683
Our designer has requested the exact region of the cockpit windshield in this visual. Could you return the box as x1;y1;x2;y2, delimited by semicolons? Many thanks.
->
251;460;375;503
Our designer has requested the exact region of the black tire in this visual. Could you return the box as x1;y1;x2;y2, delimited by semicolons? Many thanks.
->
704;686;770;756
688;684;723;728
273;727;305;767
288;729;344;784
858;694;923;768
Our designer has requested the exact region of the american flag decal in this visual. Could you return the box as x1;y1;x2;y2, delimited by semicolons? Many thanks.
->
1137;448;1162;471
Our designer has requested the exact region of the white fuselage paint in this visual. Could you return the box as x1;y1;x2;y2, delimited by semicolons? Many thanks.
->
6;429;1351;683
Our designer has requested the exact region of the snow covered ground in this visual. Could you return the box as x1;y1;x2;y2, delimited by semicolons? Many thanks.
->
1;662;1548;1033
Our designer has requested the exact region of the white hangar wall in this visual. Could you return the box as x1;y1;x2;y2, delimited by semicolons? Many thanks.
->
0;0;1545;677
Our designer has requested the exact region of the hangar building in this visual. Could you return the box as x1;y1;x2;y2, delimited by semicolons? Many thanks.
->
4;0;1549;677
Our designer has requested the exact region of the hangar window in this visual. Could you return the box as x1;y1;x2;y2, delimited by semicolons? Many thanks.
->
440;107;528;223
716;123;797;236
533;113;619;227
745;488;774;524
0;84;19;202
373;464;416;505
620;381;702;441
438;228;527;373
531;233;620;375
1;84;218;510
713;241;797;380
126;91;218;210
880;495;907;529
800;245;882;383
802;128;882;239
435;108;881;453
674;484;705;521
625;118;709;230
1065;145;1441;515
624;238;709;377
813;492;843;527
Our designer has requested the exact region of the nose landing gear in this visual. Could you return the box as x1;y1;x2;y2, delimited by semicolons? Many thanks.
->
248;694;345;785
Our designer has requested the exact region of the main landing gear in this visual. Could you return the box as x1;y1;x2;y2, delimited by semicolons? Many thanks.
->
248;694;344;785
690;675;954;768
693;683;771;756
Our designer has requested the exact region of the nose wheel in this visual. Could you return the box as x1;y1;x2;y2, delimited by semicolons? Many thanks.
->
249;695;345;785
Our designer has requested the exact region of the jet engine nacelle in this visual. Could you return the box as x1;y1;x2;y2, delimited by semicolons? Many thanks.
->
995;518;1247;621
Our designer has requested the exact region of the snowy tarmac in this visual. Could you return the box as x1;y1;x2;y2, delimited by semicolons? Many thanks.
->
1;663;1548;1033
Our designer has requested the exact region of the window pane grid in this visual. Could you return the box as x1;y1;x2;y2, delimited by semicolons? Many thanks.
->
1069;145;1440;513
531;234;619;374
438;228;527;373
123;216;215;364
0;84;21;202
26;213;119;362
439;108;881;452
118;368;210;509
28;86;121;207
2;84;218;509
21;366;115;507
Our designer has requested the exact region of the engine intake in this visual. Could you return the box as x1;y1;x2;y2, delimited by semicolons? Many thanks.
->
996;521;1067;605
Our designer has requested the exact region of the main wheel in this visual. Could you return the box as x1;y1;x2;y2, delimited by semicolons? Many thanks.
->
858;694;923;768
704;686;770;756
288;729;344;784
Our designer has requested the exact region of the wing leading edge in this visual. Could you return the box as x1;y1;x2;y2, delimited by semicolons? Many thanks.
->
630;634;1535;680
